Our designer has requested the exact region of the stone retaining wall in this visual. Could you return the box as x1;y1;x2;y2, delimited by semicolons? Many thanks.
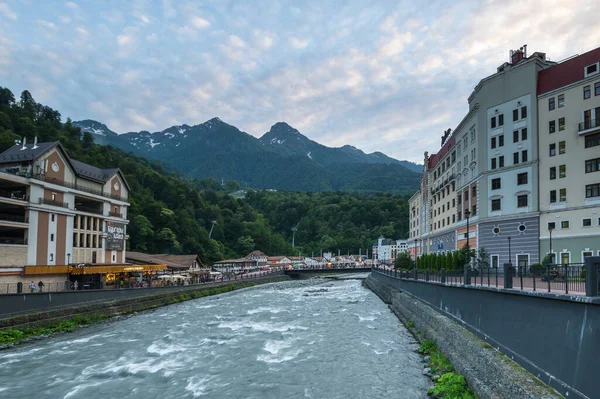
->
366;274;563;399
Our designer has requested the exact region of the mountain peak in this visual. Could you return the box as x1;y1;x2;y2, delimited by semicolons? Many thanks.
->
73;119;117;137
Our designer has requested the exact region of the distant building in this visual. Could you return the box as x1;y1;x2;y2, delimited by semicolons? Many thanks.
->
372;236;408;265
246;250;268;266
213;258;256;272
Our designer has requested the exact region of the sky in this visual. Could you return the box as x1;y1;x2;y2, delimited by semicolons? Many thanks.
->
1;1;599;163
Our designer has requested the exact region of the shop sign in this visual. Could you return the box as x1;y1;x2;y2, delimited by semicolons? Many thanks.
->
106;222;125;251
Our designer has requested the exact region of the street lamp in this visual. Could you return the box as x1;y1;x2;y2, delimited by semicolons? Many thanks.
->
67;253;71;266
548;226;554;264
507;236;512;266
464;209;471;261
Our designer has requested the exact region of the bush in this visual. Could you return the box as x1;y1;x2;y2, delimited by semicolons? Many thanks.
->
529;263;544;276
428;373;474;399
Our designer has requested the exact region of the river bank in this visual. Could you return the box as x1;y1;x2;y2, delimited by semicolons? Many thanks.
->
365;274;563;399
0;274;291;348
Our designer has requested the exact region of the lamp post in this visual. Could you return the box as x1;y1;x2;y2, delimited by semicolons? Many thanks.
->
507;236;512;266
548;226;554;264
464;209;471;284
67;253;71;266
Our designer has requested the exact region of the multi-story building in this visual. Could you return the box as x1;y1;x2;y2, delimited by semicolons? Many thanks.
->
0;139;130;287
407;189;421;259
411;46;557;269
537;48;600;264
373;236;408;265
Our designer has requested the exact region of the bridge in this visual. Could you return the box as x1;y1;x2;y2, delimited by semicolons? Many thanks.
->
284;267;372;278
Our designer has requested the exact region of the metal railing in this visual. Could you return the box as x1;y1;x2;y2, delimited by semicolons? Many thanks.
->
579;119;600;132
373;262;590;296
0;237;27;245
0;190;28;201
39;197;69;208
109;211;123;218
75;205;103;215
0;214;27;223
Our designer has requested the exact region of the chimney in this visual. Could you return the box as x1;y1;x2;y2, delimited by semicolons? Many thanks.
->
511;48;524;64
32;136;38;149
20;137;26;150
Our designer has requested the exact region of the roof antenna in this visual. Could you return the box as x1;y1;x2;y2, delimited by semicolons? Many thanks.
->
32;136;38;150
20;137;27;151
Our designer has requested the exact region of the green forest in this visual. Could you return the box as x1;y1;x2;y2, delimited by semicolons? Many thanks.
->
0;87;412;264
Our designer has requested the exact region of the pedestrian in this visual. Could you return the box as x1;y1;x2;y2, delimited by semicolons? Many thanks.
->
38;280;45;293
74;280;79;290
29;281;36;293
120;279;124;289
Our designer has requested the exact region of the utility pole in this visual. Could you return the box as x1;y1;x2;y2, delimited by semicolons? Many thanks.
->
291;226;297;249
209;220;217;238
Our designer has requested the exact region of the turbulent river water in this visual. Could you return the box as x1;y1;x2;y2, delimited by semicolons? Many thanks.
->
0;278;430;398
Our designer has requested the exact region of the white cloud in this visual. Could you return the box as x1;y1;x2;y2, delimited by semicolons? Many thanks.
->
122;70;140;83
379;31;413;57
0;2;17;20
289;36;309;49
139;14;150;24
37;20;57;30
190;16;210;29
228;35;245;48
66;2;79;9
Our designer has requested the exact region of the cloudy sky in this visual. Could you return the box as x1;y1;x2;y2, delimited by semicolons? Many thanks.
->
1;0;599;162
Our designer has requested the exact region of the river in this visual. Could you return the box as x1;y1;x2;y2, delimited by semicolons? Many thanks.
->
0;278;430;398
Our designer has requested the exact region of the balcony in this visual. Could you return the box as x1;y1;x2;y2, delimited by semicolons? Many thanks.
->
0;214;27;223
0;189;28;202
39;197;69;209
0;237;27;245
75;205;104;215
109;210;123;218
578;119;600;135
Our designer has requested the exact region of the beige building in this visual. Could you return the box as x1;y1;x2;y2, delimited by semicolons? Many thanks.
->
407;189;421;259
537;48;600;264
0;140;130;289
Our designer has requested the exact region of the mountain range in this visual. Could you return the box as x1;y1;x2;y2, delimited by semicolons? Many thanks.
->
73;118;422;193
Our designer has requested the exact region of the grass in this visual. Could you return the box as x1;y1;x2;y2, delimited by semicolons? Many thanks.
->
0;282;258;346
406;320;415;328
418;339;475;399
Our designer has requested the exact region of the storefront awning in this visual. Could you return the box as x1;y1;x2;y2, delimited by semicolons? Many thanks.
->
24;265;70;275
69;264;167;275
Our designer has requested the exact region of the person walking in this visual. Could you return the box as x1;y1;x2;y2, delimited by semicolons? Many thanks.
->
38;280;45;293
29;281;36;293
73;280;79;291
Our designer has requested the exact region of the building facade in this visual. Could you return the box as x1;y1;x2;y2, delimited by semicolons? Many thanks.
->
537;48;600;264
0;140;130;286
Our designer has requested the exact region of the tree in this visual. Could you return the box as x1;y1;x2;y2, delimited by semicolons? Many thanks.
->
394;252;414;269
236;236;255;255
0;87;15;105
475;247;490;270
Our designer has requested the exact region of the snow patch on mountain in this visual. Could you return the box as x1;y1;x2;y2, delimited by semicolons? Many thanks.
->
149;138;159;148
307;151;312;159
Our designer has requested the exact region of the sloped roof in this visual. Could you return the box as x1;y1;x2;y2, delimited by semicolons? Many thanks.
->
214;258;255;264
246;250;268;257
71;159;118;183
538;47;600;95
126;252;203;270
0;141;60;163
267;256;289;261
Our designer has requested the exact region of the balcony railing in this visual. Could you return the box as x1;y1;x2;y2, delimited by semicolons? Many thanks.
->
0;214;27;223
0;237;27;245
75;205;104;215
0;190;28;201
579;119;600;134
109;210;123;218
39;197;69;208
1;170;128;202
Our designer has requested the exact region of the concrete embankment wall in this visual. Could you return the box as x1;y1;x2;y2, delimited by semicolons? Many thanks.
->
0;275;291;331
366;272;598;399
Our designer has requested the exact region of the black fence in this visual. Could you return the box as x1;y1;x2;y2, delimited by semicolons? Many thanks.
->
373;262;593;296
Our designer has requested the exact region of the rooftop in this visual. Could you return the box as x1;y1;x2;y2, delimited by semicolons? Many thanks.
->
538;46;600;95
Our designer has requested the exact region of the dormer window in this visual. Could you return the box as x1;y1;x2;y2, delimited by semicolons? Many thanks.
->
585;62;599;78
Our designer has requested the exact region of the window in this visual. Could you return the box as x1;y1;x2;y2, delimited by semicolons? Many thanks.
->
549;97;555;110
442;204;445;212
463;136;467;148
452;198;455;207
490;116;496;129
113;254;116;262
548;222;556;230
517;172;528;185
561;220;570;229
584;85;591;99
557;95;564;108
499;135;504;147
464;155;468;166
585;158;600;173
472;204;477;216
491;255;499;269
560;188;567;202
491;178;501;190
471;129;476;142
513;152;519;164
51;193;56;201
50;254;54;262
586;183;600;198
464;190;469;201
549;120;555;133
51;214;55;222
559;164;566;178
498;114;504;126
499;156;504;168
521;128;527;141
513;130;519;143
586;132;600;148
491;137;496;149
596;82;600;96
521;106;527;118
472;185;476;198
559;118;565;131
457;161;461;170
550;167;556;180
559;141;566;154
471;148;476;160
583;218;592;227
50;234;54;242
513;109;519;121
550;190;556;203
587;64;599;75
522;150;528;162
491;199;501;211
549;143;556;156
452;214;455;223
491;158;497;170
517;195;528;208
